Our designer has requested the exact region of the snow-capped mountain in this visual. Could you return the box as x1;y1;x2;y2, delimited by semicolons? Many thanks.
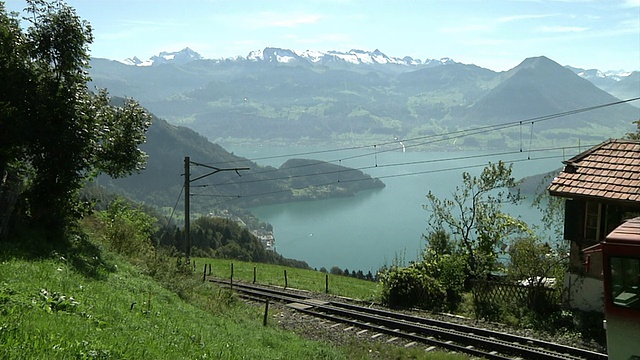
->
120;47;454;68
121;56;148;66
566;66;633;82
120;47;203;66
118;47;634;85
245;47;454;67
564;65;638;95
246;48;303;63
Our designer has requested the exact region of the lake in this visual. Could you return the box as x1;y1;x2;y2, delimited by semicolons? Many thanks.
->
222;143;572;272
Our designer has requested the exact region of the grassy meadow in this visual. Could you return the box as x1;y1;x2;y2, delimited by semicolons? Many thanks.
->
196;258;380;301
0;226;469;359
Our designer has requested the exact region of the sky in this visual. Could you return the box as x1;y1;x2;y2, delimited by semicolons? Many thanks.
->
5;0;640;72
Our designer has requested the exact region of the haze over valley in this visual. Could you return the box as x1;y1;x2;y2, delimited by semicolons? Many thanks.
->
89;47;639;269
90;47;639;151
4;2;640;357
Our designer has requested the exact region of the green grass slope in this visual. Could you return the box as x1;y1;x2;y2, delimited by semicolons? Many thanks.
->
198;258;379;301
0;233;468;360
0;246;342;359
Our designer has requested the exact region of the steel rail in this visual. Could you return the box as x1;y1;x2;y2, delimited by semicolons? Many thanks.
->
209;278;607;360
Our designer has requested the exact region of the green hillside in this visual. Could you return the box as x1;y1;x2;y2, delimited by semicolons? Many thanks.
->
97;115;385;212
0;247;339;359
89;55;640;148
0;220;465;360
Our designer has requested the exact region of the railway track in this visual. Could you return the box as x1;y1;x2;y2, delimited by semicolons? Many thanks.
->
209;278;608;360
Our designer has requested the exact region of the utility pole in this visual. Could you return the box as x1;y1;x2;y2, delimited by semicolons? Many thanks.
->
184;156;191;263
183;156;249;263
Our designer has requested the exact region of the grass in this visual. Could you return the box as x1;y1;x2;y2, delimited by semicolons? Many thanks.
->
0;249;343;359
0;228;469;359
195;258;380;302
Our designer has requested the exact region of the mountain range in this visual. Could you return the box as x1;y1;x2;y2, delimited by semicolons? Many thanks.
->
89;47;640;149
119;47;455;69
113;47;637;100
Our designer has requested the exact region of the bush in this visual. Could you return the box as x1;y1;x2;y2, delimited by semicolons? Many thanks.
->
423;253;466;311
473;298;505;322
379;265;446;310
96;198;155;259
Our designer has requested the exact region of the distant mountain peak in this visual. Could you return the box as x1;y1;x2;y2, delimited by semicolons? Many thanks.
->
566;65;634;83
118;46;456;68
119;47;203;66
243;47;455;67
121;56;145;66
515;56;558;69
504;56;577;81
151;47;203;65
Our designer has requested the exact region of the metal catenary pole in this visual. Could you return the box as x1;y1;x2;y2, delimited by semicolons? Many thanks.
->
184;156;249;263
184;156;191;262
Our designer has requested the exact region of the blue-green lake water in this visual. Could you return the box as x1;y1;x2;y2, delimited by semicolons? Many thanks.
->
222;143;573;272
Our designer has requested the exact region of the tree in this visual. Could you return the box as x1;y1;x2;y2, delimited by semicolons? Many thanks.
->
627;119;640;140
96;197;156;258
420;230;466;308
423;161;529;285
0;1;150;240
506;235;567;320
508;237;564;285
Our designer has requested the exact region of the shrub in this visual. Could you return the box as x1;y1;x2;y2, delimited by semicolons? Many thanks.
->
379;264;446;310
96;198;155;259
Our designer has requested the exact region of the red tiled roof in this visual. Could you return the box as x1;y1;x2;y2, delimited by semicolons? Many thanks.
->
605;216;640;244
548;139;640;203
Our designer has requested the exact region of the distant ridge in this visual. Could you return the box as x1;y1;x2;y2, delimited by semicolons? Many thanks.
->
456;56;636;131
115;46;636;87
100;114;385;210
121;47;203;66
90;51;639;148
118;46;455;68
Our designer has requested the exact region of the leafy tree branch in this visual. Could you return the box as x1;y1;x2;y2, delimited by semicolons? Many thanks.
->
0;0;150;240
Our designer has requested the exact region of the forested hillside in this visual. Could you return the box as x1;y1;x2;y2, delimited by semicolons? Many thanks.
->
96;114;385;212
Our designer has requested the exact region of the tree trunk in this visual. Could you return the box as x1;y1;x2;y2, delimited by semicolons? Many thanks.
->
0;168;23;240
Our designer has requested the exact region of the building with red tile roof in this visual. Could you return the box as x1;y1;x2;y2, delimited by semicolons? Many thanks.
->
548;139;640;312
548;139;640;203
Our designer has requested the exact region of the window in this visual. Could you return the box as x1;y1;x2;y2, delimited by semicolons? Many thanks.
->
584;202;601;242
610;257;640;309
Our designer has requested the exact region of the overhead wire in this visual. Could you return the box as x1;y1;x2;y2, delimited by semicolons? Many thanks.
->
216;151;577;204
193;144;591;189
196;145;595;201
166;185;184;226
192;97;639;188
203;97;639;167
185;97;638;200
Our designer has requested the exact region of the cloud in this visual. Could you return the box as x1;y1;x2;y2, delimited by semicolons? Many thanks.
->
440;24;491;34
612;18;640;35
537;25;590;33
249;12;322;28
293;33;352;44
440;13;560;34
621;0;640;7
497;14;559;23
465;38;512;46
98;19;186;41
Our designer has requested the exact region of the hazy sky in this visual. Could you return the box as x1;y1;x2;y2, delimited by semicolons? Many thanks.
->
6;0;640;72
